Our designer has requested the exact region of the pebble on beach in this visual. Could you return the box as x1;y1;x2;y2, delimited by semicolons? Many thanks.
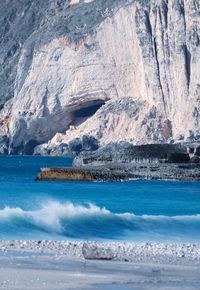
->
0;241;200;265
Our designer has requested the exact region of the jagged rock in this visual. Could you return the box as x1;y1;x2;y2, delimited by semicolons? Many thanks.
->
69;135;99;154
36;157;200;181
0;136;9;154
0;0;199;154
34;143;70;156
34;144;50;156
34;134;99;156
49;97;165;148
73;142;189;166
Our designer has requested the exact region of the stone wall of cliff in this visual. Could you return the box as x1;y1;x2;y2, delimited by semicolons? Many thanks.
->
0;0;199;154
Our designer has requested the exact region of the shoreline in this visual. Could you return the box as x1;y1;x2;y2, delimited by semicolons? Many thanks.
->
1;241;200;289
1;240;200;265
33;143;200;181
36;163;200;182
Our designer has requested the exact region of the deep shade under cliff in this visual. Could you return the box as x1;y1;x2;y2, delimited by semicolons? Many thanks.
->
0;155;200;241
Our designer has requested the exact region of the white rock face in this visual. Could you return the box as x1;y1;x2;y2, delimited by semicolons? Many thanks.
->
50;97;164;146
0;0;199;154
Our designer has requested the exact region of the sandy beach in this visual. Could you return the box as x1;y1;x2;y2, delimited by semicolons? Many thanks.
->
0;241;200;290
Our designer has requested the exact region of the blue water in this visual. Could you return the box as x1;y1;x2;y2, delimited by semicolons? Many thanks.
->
0;155;200;242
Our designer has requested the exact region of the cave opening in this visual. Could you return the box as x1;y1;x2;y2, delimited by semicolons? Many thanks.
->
70;100;106;126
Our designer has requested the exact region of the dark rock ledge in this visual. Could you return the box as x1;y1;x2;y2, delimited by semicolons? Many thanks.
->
36;143;200;181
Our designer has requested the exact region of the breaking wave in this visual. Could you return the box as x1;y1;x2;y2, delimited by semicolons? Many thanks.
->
1;201;200;241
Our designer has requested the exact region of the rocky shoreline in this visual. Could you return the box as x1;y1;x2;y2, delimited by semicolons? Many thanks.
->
36;143;200;181
36;163;200;182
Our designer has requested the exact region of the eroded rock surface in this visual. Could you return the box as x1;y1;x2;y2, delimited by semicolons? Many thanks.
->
0;0;199;154
72;142;189;166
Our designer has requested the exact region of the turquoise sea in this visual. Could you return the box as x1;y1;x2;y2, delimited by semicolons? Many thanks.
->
0;155;200;242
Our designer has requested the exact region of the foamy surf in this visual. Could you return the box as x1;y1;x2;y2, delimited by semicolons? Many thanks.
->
0;201;200;241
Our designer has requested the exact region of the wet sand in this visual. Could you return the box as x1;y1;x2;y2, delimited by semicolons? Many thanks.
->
0;241;200;289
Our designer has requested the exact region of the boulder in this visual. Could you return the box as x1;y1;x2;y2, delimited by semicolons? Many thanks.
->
82;243;115;260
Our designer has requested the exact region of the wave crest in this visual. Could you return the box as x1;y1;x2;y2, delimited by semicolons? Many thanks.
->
0;201;200;241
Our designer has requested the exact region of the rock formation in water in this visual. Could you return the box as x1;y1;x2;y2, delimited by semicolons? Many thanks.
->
0;0;199;155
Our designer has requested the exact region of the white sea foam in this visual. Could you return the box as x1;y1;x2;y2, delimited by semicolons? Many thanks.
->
0;201;200;240
0;201;113;233
0;201;200;224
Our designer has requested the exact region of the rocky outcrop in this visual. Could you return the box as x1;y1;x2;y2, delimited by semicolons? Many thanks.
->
34;134;99;156
36;160;200;181
0;0;199;154
36;143;200;181
72;142;191;166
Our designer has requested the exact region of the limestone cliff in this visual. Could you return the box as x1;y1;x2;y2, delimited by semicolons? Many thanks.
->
0;0;199;154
